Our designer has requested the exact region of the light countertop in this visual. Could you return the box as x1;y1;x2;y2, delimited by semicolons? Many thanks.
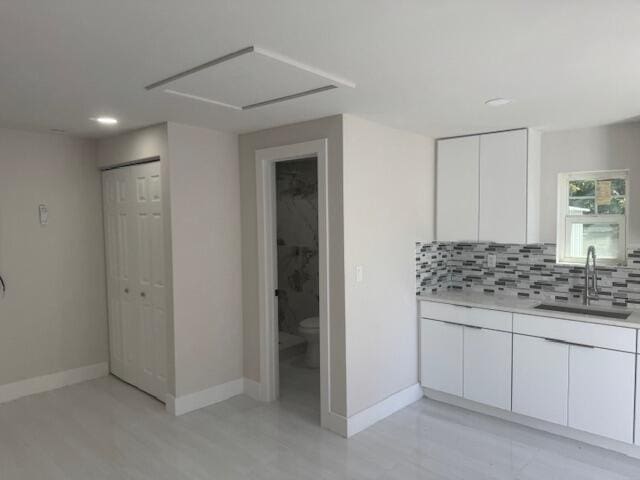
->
417;290;640;329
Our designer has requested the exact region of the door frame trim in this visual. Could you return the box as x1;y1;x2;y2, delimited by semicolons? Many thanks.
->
255;139;330;427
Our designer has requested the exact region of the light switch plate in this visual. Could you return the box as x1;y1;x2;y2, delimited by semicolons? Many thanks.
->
487;253;497;268
356;265;364;283
39;204;48;225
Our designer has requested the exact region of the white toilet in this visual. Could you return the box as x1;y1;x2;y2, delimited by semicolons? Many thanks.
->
298;316;320;368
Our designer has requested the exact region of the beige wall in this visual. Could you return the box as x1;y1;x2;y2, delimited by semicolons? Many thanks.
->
541;122;640;245
0;128;108;386
239;115;347;415
97;123;168;169
342;115;434;415
167;123;243;396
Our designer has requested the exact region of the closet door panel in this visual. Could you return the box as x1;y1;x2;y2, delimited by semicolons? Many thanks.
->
102;161;166;401
131;162;167;400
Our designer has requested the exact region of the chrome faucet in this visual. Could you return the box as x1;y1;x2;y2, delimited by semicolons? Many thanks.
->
583;245;599;305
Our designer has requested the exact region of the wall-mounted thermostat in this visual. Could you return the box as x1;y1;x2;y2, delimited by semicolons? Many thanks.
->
39;204;48;225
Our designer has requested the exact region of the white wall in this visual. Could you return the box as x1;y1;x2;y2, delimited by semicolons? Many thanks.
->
541;122;640;245
0;128;108;386
239;115;347;415
342;115;434;416
167;123;243;397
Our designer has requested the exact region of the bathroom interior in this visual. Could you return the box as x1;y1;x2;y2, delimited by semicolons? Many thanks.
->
275;157;320;416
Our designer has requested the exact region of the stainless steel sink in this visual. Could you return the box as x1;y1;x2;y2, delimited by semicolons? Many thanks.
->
534;303;632;320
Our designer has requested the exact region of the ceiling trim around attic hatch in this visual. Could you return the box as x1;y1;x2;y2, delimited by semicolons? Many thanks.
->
144;45;355;110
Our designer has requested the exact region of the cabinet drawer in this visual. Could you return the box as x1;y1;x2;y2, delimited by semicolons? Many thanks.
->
420;301;512;331
513;313;636;353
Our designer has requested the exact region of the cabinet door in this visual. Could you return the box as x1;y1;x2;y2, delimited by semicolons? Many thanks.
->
436;136;479;241
512;334;569;425
463;327;512;410
478;129;528;243
420;319;463;396
568;346;635;443
636;356;640;446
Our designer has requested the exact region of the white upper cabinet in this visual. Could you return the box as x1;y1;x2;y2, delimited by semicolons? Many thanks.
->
479;130;528;243
436;128;540;243
436;135;479;241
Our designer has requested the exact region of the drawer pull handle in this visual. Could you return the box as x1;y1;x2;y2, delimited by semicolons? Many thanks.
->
544;337;595;349
439;320;483;330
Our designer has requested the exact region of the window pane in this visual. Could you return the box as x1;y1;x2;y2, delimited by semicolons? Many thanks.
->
569;180;595;197
568;198;595;214
598;197;625;214
610;178;626;196
567;222;620;259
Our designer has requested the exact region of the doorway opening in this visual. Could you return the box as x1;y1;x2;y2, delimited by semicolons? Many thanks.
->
255;139;330;428
275;157;320;417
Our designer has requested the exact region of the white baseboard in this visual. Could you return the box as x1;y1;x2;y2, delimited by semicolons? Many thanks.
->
164;378;421;439
424;387;640;460
323;411;348;437
166;378;245;415
346;383;423;437
243;378;263;401
0;362;109;405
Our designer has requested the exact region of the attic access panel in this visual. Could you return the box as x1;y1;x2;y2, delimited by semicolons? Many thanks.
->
145;46;355;110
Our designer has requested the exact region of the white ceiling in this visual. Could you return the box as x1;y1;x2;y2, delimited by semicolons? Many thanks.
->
1;0;639;139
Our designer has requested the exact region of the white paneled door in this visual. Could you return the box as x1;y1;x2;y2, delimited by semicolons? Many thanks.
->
102;161;167;401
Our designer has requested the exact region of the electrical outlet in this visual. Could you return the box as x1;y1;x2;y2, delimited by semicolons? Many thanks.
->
487;253;497;268
39;204;48;225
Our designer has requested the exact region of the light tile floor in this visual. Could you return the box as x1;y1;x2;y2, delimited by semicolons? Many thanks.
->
1;361;640;479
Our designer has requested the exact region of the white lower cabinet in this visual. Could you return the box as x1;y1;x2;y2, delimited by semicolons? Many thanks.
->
420;319;463;396
636;355;640;446
420;317;512;408
512;333;635;443
568;346;635;443
512;334;569;426
463;327;512;410
420;301;639;447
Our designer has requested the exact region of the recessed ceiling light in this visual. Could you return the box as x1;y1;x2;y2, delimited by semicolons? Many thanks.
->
92;116;118;125
485;98;513;107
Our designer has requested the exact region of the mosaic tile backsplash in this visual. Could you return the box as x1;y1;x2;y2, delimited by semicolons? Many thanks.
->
416;241;640;309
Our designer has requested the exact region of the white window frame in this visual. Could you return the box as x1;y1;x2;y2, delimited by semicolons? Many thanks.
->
557;169;629;266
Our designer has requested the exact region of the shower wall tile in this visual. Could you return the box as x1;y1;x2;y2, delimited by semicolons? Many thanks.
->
276;159;319;334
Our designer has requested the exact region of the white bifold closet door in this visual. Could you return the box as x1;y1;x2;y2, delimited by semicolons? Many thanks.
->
102;161;167;401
